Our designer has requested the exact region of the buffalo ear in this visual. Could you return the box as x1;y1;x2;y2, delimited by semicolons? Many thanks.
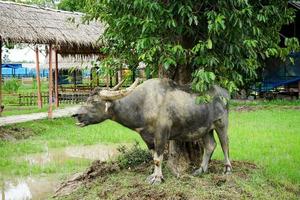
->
105;102;112;113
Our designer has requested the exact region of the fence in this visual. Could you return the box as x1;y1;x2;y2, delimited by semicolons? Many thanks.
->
18;92;89;106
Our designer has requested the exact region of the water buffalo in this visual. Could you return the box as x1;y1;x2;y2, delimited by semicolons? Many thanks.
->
74;78;232;184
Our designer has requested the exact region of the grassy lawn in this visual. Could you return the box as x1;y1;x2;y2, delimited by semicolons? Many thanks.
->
0;107;299;198
0;119;141;177
215;109;300;184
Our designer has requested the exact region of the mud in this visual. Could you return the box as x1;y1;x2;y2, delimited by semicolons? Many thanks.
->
0;127;36;141
54;160;120;197
234;105;300;112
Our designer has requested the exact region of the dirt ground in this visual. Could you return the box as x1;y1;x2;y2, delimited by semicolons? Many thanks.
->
0;126;36;140
54;159;299;200
234;105;300;112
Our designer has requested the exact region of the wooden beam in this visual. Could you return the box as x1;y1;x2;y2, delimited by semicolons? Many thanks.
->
0;39;2;117
54;50;59;108
48;44;53;119
35;46;42;109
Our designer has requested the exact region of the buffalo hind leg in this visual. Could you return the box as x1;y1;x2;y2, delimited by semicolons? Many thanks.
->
193;130;216;176
215;118;232;174
146;127;168;184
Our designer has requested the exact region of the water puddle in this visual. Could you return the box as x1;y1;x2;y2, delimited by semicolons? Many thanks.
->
0;176;58;200
2;144;121;200
22;144;119;166
64;144;119;161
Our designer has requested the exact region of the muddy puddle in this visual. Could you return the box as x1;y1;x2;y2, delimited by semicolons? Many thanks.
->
1;144;120;200
0;176;58;200
22;144;119;166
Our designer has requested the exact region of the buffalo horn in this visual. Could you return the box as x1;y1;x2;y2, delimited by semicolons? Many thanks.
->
110;79;126;91
99;78;140;100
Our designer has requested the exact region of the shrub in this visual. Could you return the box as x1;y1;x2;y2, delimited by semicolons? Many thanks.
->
117;141;152;169
3;78;21;94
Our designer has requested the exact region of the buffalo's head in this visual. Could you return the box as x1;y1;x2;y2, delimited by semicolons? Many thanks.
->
73;78;140;127
73;89;111;127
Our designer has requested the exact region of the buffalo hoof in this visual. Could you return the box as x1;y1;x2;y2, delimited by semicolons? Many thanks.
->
223;165;232;175
146;174;164;185
192;167;206;176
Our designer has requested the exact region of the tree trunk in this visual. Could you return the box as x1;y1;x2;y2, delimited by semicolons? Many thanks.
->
166;63;204;176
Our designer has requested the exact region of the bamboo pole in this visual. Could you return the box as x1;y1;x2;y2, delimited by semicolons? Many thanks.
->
35;46;42;109
0;39;2;116
48;44;53;118
55;50;59;108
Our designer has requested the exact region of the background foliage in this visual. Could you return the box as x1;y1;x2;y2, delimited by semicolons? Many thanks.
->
82;0;299;93
11;0;300;93
3;78;21;94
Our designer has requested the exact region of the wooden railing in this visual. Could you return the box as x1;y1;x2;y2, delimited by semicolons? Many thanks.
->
18;92;89;106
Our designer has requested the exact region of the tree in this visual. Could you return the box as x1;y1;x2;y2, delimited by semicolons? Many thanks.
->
84;0;298;90
58;0;87;12
82;0;298;174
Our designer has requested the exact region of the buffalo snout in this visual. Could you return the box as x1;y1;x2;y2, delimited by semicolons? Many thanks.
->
72;113;78;118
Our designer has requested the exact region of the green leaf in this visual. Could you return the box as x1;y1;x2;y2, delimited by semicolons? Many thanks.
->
207;39;213;49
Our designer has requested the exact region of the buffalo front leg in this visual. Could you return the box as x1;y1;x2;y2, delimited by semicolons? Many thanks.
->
146;152;164;184
215;118;232;174
193;130;216;176
146;127;168;184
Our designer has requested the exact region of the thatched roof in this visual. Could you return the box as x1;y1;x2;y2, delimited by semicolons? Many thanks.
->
45;54;100;70
0;0;105;54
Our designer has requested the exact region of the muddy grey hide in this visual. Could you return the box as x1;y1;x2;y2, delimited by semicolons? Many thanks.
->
74;78;232;184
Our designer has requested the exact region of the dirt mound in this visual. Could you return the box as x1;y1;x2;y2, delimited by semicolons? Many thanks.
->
54;160;120;197
234;106;260;112
0;126;35;141
234;105;300;112
54;159;259;199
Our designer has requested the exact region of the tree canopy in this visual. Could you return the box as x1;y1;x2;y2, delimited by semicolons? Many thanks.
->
81;0;299;94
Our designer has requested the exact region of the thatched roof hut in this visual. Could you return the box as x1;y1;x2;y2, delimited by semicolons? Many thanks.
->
0;0;105;54
0;1;106;115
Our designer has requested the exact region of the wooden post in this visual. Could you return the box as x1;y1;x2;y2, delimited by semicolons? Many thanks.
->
119;67;123;83
96;67;99;87
0;39;2;116
106;73;109;89
54;50;59;108
48;44;53;118
298;81;300;100
115;70;119;85
90;68;93;88
73;71;76;91
35;46;42;109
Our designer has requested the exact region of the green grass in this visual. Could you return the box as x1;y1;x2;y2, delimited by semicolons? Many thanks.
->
0;107;299;194
214;109;300;184
59;164;299;200
0;119;141;177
